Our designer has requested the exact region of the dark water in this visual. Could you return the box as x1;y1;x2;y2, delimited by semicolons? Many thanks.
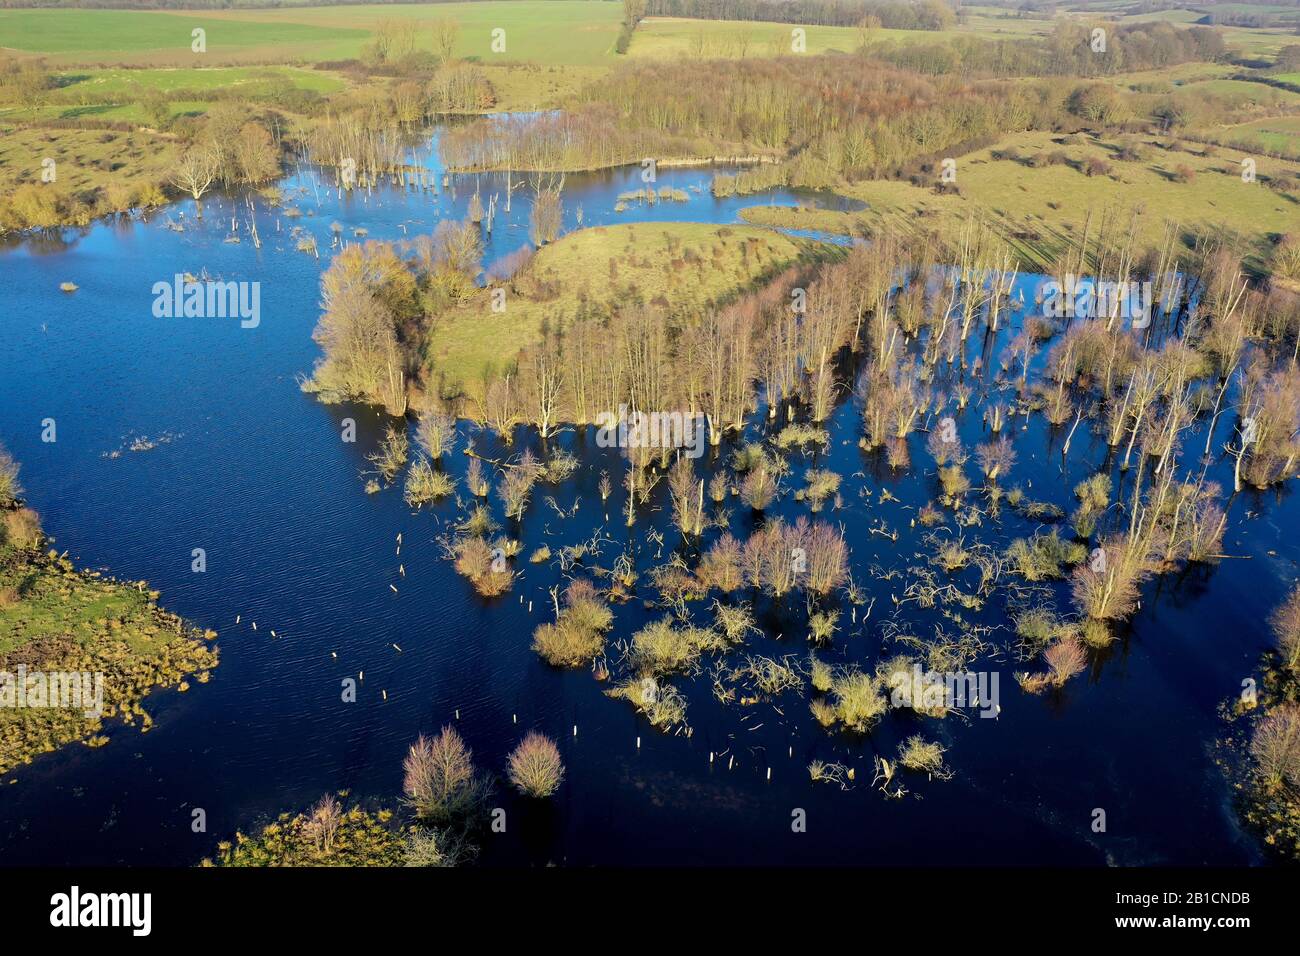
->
0;124;1292;866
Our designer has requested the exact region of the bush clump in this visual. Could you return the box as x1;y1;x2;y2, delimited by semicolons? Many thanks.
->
506;731;565;798
402;726;492;826
532;578;613;667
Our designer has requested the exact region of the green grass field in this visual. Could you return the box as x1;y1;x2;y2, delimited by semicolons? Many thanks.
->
0;8;367;59
627;17;863;59
742;129;1300;269
56;66;345;96
0;2;626;66
1205;114;1300;156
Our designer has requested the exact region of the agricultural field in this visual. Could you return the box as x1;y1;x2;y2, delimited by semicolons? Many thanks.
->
0;8;368;64
626;16;865;57
0;2;628;67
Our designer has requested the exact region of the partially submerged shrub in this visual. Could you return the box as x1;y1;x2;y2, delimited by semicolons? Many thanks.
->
415;411;457;461
809;654;833;693
1071;473;1111;539
628;617;724;676
897;735;951;779
1249;704;1300;792
774;424;828;449
368;425;409;483
607;677;688;729
499;450;542;520
506;731;564;798
1005;530;1087;581
1045;638;1087;687
405;457;455;506
712;601;758;643
453;535;513;596
403;826;475;867
808;609;839;644
1014;607;1076;648
739;457;779;511
1070;534;1148;621
975;438;1016;482
803;469;841;511
818;667;888;733
697;533;743;592
532;578;613;667
403;727;492;825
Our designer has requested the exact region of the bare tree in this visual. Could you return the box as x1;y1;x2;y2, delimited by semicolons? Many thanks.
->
431;17;460;67
170;146;217;215
529;173;564;246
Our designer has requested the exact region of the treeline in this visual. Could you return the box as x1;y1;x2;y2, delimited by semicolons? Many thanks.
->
443;55;1056;187
643;0;956;29
866;20;1228;78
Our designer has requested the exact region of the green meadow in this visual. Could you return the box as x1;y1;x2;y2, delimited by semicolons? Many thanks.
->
0;8;367;59
0;2;626;66
55;66;346;96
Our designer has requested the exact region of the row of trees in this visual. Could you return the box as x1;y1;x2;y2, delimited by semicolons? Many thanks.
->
865;20;1228;78
466;241;881;447
444;54;1053;186
643;0;956;30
